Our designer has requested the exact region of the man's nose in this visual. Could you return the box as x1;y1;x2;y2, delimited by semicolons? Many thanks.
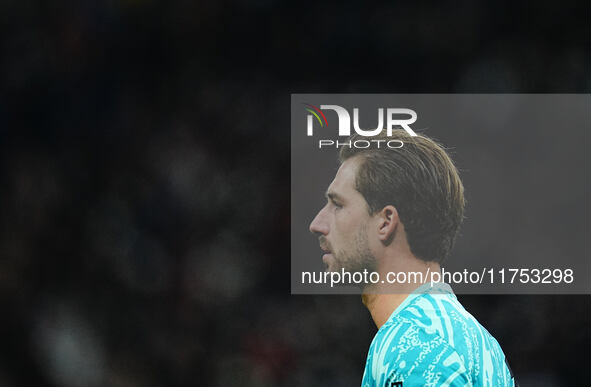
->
309;207;329;235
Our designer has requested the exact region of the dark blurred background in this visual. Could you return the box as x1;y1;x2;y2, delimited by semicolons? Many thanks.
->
1;1;591;386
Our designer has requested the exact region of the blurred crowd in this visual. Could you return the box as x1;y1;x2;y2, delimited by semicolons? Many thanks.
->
1;1;591;386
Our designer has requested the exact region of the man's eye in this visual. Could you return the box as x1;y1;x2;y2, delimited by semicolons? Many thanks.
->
333;202;343;210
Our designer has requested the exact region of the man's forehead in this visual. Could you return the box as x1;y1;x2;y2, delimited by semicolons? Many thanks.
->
327;157;360;195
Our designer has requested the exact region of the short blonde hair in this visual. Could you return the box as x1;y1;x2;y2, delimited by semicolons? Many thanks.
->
339;130;465;263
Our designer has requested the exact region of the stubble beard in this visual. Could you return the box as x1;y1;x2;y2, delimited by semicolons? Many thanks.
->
332;224;377;275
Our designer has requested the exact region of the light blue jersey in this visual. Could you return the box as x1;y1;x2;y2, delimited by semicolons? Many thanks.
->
361;283;516;386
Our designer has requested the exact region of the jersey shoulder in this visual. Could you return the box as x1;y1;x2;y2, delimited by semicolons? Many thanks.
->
362;292;515;387
363;314;472;386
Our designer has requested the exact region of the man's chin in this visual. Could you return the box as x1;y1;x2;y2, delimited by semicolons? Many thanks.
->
323;254;364;273
322;253;337;272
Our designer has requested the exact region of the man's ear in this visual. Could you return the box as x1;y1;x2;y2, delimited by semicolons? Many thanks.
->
376;205;399;244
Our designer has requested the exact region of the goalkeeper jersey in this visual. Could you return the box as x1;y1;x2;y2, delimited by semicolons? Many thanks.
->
361;283;516;386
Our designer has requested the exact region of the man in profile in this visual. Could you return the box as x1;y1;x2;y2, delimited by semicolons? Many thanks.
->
309;130;517;386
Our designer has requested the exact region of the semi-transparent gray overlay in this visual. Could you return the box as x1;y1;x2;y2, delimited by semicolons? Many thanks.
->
292;94;591;294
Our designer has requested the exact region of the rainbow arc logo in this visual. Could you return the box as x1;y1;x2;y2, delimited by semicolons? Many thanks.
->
303;103;328;133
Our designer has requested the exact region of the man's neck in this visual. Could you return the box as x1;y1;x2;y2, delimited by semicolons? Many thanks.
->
362;260;441;329
361;292;409;328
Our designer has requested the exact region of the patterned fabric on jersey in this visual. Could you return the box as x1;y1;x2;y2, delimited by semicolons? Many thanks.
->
361;283;515;387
